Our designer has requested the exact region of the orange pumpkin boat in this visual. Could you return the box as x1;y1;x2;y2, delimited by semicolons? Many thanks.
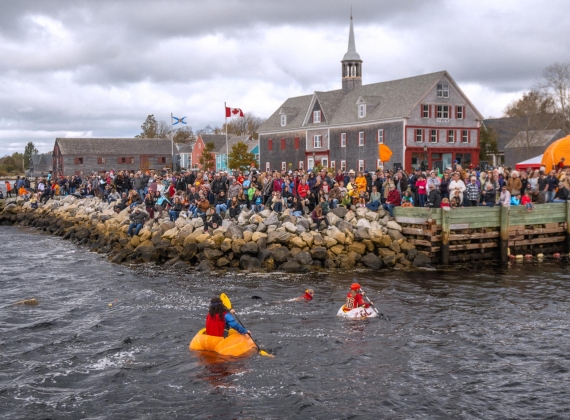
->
189;328;256;357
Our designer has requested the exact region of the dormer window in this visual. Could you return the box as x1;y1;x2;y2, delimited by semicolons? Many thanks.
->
358;104;366;118
313;110;321;123
437;83;449;98
281;114;287;126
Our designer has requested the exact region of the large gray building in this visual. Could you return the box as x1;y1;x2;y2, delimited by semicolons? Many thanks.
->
27;154;52;177
504;129;565;167
258;15;483;173
53;138;173;177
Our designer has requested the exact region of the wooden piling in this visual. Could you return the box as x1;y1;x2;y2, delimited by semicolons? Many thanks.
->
566;200;570;253
499;205;510;263
441;208;450;265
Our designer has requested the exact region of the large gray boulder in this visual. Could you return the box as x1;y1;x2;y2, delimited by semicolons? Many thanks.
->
239;254;261;270
412;253;432;268
295;251;313;265
270;247;290;263
330;207;349;218
361;253;382;270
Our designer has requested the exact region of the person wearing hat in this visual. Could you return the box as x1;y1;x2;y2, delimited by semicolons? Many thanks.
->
345;282;371;310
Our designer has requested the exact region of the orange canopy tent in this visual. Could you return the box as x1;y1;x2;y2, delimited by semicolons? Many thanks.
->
378;144;393;164
541;135;570;171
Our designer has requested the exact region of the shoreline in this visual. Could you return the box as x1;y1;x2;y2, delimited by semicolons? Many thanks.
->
0;196;429;272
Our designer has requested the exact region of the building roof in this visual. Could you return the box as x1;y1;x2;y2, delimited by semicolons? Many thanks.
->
504;129;565;149
176;143;194;154
343;15;361;61
198;134;228;151
484;115;561;151
55;138;173;155
215;136;259;154
30;154;50;165
260;70;480;133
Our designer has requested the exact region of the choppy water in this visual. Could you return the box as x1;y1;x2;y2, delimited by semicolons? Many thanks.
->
1;225;570;419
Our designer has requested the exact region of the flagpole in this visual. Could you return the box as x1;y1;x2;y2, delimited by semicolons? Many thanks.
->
225;101;228;171
170;112;174;170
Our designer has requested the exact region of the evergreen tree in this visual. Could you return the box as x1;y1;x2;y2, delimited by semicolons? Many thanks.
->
228;141;255;171
199;142;217;171
136;114;158;138
23;141;39;169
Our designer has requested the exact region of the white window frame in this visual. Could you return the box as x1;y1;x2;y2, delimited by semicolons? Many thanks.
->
358;160;365;172
321;158;328;168
448;130;455;143
307;157;314;169
358;131;365;146
437;105;450;119
313;135;322;149
378;129;384;144
281;114;286;126
341;160;346;171
431;129;438;143
358;104;366;118
330;160;336;170
313;110;321;123
377;159;382;169
265;161;270;172
457;106;464;120
437;83;449;98
299;161;304;170
281;161;286;171
415;129;423;143
462;130;469;143
422;105;429;118
341;133;346;147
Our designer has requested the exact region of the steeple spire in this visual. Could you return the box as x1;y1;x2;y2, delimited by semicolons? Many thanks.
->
341;11;362;93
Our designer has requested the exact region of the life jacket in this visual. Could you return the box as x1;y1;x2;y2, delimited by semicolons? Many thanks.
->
205;312;227;337
345;292;356;310
303;292;313;300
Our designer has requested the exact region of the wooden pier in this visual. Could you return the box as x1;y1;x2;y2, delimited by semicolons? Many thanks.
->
394;202;570;263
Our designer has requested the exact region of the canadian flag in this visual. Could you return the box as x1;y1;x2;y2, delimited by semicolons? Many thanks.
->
225;107;244;118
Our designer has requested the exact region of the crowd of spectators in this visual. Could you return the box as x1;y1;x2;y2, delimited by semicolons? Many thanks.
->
6;157;569;231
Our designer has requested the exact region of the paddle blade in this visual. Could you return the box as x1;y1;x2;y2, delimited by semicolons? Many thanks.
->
259;350;274;358
220;293;232;310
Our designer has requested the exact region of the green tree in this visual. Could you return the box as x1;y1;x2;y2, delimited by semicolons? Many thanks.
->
136;114;158;138
23;141;39;169
228;141;255;170
479;126;499;161
222;113;267;140
173;126;196;144
199;142;217;171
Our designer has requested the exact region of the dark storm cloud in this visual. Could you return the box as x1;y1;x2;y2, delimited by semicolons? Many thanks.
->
1;0;569;155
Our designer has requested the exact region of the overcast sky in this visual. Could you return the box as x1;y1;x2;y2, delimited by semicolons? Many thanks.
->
1;0;568;156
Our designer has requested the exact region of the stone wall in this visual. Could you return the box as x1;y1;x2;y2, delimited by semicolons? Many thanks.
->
0;197;431;272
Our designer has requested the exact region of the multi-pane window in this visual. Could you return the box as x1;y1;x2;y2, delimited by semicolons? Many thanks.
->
378;129;384;144
281;162;286;171
330;161;335;170
377;159;382;168
281;115;286;126
457;106;464;119
358;132;365;146
437;83;449;98
415;129;423;142
265;162;270;171
341;160;346;171
431;129;438;143
437;105;450;119
462;130;469;143
299;161;304;170
314;135;322;148
158;157;166;164
341;133;346;147
307;157;314;169
322;158;328;168
422;104;429;118
97;157;106;164
358;104;366;118
447;130;455;143
313;110;321;123
358;160;365;172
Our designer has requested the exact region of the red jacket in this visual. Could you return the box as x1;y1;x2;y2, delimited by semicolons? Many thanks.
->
297;183;310;199
345;292;369;309
386;190;401;205
303;292;313;300
206;312;226;337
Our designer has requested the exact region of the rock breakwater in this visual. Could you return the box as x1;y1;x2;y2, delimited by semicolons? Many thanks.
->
0;197;431;272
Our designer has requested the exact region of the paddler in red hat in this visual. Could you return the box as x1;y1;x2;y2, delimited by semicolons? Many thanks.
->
345;282;371;310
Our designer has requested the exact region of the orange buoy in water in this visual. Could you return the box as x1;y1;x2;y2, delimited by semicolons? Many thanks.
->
189;328;256;357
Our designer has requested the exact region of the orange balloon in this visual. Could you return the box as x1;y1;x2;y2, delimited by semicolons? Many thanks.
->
541;135;570;171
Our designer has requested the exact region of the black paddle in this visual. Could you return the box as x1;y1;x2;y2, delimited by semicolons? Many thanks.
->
360;287;389;321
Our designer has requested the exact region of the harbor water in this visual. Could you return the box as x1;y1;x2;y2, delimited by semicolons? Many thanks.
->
1;225;569;419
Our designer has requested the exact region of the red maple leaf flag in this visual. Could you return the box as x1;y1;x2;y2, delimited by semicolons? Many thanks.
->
225;107;244;118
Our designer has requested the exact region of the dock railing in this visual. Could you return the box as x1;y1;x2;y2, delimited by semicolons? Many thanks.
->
394;202;570;263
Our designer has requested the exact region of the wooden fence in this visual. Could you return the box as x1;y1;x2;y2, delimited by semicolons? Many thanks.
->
394;202;570;264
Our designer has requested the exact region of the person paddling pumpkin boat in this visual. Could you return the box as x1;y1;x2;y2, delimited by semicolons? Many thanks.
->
206;297;250;338
345;282;372;310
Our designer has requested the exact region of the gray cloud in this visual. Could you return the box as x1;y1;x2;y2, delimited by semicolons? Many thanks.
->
0;0;569;156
